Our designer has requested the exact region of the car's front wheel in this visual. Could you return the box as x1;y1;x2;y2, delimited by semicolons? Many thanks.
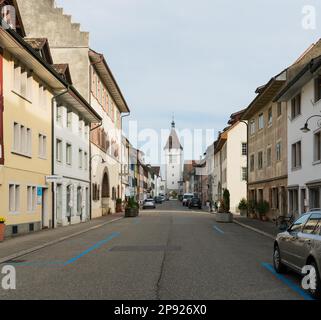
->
308;262;321;300
273;245;287;274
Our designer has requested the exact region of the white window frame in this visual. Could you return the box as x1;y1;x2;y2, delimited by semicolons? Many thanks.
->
9;183;20;213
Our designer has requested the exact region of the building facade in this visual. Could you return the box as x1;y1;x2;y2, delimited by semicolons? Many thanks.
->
277;56;321;216
213;112;247;213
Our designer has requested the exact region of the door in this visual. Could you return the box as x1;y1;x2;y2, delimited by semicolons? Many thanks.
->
56;184;63;225
41;188;48;229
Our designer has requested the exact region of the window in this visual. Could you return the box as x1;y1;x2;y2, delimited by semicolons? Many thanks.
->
38;134;47;158
258;151;263;170
315;76;321;103
27;186;37;212
250;120;256;135
310;188;320;210
302;213;321;235
276;142;281;161
292;141;302;169
250;154;255;172
56;139;62;163
79;119;83;135
314;131;321;162
241;167;247;181
289;213;309;233
13;122;32;157
291;93;301;119
79;149;83;169
277;102;282;117
258;113;264;130
267;147;272;167
66;143;72;165
9;184;20;213
272;188;279;210
13;63;32;101
268;107;272;126
169;155;177;164
38;85;46;107
77;187;82;216
84;152;88;171
222;169;227;183
241;143;247;156
56;105;63;126
67;111;72;129
289;189;299;216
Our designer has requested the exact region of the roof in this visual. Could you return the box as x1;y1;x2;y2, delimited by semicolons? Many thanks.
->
1;0;25;37
242;70;287;120
164;128;183;150
228;108;246;125
89;49;130;113
24;38;54;65
52;64;73;85
151;166;160;176
275;55;321;101
0;18;101;123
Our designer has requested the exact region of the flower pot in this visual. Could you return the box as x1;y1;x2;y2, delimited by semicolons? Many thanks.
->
261;215;268;221
125;208;139;218
0;223;5;242
116;204;123;213
240;209;247;217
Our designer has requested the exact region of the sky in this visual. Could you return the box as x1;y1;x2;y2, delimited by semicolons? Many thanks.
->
56;0;320;163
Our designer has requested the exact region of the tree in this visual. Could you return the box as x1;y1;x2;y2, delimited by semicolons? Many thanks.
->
223;189;230;213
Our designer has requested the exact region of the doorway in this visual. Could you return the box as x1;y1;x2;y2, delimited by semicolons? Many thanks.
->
41;188;49;229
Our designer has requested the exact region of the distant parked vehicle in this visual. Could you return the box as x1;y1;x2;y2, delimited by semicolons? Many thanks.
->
154;196;163;204
143;199;156;209
273;211;321;299
182;193;194;206
188;197;202;209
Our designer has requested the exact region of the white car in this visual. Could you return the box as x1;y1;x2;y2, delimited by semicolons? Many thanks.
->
182;193;194;206
143;199;156;209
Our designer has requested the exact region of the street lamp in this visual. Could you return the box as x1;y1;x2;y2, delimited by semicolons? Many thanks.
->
300;114;321;133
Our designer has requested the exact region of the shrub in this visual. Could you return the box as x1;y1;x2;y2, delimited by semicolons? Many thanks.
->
256;201;270;216
223;189;230;213
238;198;248;211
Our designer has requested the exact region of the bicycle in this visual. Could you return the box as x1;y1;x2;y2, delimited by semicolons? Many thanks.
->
274;214;295;230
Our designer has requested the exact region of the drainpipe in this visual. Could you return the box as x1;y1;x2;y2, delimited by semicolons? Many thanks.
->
51;88;69;229
120;112;130;200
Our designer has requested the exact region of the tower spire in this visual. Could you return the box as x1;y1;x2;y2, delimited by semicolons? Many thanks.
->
171;114;175;128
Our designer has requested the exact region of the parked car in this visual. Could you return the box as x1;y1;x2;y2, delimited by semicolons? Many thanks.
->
273;211;321;299
188;197;202;209
154;196;163;204
159;195;166;202
143;199;156;209
182;193;194;206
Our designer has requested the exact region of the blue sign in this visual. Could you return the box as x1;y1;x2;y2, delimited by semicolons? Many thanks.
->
37;187;43;197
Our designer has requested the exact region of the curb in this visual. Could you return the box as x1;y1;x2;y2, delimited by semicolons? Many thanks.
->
233;220;276;240
0;217;124;264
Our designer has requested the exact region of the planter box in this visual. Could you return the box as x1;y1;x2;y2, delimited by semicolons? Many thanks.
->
125;208;139;218
215;212;233;223
0;223;5;242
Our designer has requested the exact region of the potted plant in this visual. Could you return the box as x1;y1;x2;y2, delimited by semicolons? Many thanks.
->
256;200;270;221
248;200;257;219
0;217;6;242
125;197;139;218
116;198;123;213
238;198;248;217
215;189;233;223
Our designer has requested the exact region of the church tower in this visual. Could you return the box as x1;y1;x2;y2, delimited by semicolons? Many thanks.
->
164;119;183;196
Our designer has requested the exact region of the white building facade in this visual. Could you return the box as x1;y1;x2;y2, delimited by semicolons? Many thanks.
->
277;56;321;216
54;89;101;226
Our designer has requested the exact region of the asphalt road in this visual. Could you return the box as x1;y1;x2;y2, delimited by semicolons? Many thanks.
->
0;201;313;300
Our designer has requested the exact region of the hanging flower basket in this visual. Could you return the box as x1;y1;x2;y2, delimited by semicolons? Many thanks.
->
0;217;6;242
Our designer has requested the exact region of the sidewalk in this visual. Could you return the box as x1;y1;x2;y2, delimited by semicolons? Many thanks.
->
233;215;279;240
0;214;124;264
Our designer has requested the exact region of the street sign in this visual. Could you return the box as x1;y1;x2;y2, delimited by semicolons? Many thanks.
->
46;175;63;184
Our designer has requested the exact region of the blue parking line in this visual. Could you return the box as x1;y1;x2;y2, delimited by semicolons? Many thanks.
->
213;225;225;234
262;263;315;300
64;232;120;266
